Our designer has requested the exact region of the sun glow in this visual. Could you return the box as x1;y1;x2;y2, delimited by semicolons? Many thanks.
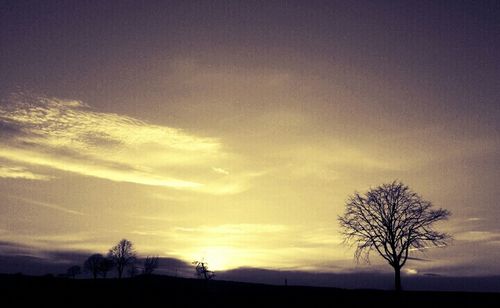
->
190;247;239;271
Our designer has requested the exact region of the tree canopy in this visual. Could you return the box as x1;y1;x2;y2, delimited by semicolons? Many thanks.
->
338;181;451;290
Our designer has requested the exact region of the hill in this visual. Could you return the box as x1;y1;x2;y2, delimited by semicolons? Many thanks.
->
2;273;499;307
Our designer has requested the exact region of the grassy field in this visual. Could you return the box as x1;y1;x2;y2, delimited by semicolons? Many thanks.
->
2;273;499;307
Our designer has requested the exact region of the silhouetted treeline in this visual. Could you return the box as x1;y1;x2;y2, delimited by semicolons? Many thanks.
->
68;239;159;279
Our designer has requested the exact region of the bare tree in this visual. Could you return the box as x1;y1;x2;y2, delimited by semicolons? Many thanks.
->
108;239;136;279
84;254;105;279
338;181;451;291
66;265;81;279
193;260;215;280
143;256;159;275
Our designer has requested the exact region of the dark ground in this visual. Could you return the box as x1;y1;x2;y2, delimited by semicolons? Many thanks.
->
1;274;499;307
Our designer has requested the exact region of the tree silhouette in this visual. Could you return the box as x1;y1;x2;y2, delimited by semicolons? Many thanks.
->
66;265;81;279
338;181;451;291
99;257;114;278
83;254;105;279
193;260;215;280
143;256;159;275
108;239;136;279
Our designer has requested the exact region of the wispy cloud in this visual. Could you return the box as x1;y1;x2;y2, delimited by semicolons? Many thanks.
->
405;268;418;275
125;223;348;271
12;196;85;216
0;165;51;180
173;224;288;234
0;94;245;193
212;167;230;175
466;217;483;222
0;229;115;257
455;231;500;242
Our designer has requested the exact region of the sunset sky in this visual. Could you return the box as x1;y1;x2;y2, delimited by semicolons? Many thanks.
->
1;1;499;279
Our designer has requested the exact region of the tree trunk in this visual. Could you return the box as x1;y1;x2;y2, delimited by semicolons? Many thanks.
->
394;266;402;291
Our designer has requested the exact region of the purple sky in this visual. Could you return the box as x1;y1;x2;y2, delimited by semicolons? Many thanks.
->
1;0;499;289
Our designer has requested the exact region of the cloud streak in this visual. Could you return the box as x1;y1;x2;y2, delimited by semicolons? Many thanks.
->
127;223;347;271
0;94;242;193
0;165;52;181
12;196;85;216
455;231;500;242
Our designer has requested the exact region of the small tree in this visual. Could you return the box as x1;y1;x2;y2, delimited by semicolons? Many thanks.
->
143;256;159;275
193;260;215;280
84;254;105;279
338;181;451;291
66;265;81;279
108;239;136;279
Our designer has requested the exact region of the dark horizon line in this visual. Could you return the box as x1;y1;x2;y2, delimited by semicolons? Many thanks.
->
1;248;500;293
2;270;500;294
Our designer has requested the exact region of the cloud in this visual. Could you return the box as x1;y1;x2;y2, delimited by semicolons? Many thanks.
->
0;228;119;256
212;167;229;175
0;165;52;180
0;94;245;193
466;217;483;222
126;223;348;271
11;196;85;216
1;241;500;292
173;224;288;235
455;231;500;242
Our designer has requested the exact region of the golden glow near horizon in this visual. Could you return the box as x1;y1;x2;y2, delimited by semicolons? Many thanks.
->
0;83;498;275
1;25;499;278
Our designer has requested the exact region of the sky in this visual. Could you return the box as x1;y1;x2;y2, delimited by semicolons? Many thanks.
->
0;0;500;283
